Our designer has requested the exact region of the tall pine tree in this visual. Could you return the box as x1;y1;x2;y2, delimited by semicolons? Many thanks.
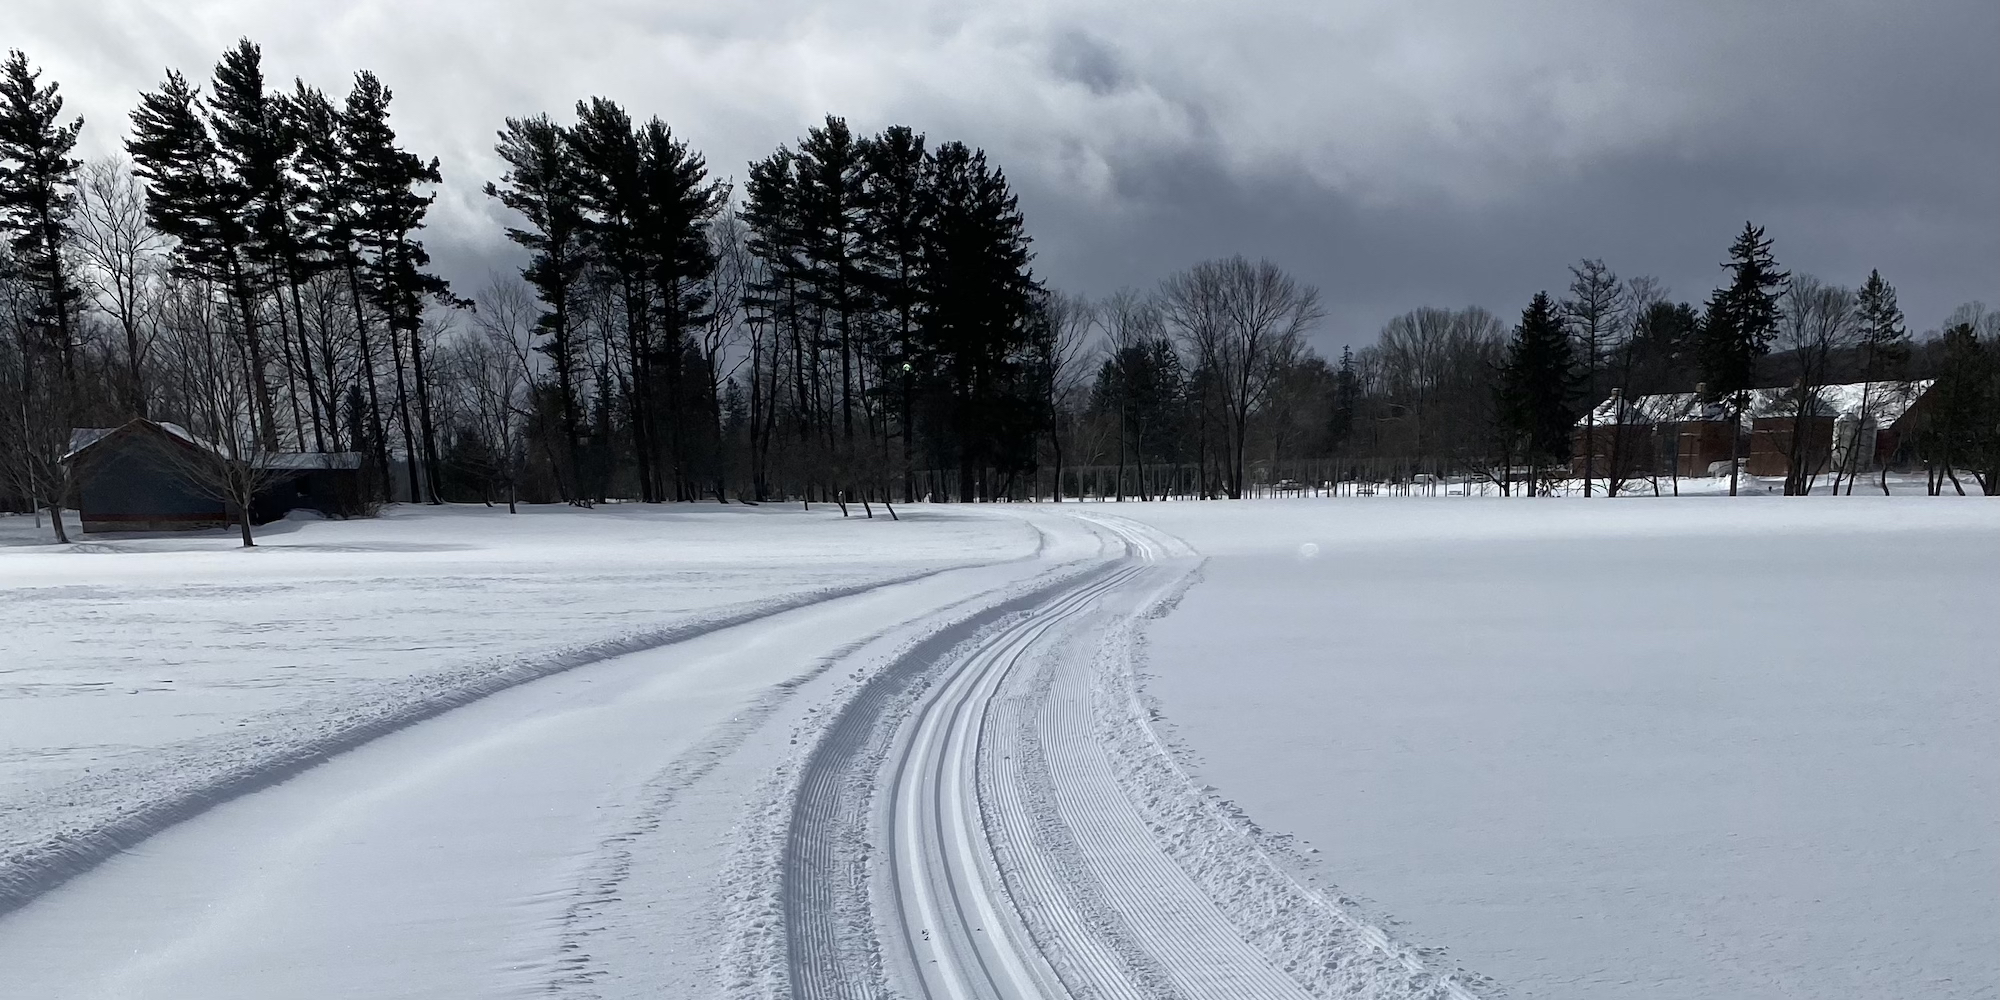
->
0;50;85;541
209;39;317;449
349;71;455;504
919;140;1039;500
1698;222;1788;495
636;116;723;501
486;113;591;500
128;59;281;448
288;79;391;490
858;125;930;496
1843;269;1909;493
1328;345;1359;480
796;116;867;451
1501;291;1576;496
567;98;658;498
0;50;84;391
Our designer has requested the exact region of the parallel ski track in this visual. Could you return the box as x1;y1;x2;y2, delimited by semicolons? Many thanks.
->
784;550;1121;1000
790;512;1481;1000
884;559;1150;1000
1009;518;1314;999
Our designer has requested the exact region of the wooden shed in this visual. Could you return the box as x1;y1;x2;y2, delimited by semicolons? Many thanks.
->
62;419;366;533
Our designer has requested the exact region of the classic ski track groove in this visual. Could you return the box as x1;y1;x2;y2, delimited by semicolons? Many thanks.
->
788;510;1487;1000
783;525;1112;1000
889;561;1141;999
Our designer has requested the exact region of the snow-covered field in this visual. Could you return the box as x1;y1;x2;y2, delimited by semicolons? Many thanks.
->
1111;497;2000;1000
1;496;1992;999
0;503;1037;907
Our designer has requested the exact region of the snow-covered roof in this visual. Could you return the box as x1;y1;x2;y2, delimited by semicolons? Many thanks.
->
1743;379;1934;424
1580;392;1720;426
1578;380;1934;428
63;419;360;470
64;427;115;456
62;420;214;462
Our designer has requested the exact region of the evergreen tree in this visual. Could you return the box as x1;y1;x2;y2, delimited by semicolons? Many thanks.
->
1625;299;1702;395
288;79;391;493
128;59;280;448
209;40;335;451
739;146;807;498
348;71;455;503
567;98;657;497
636;116;723;500
857;125;930;494
486;113;591;500
1919;311;1999;495
0;50;84;389
1092;335;1184;499
1698;221;1788;494
1500;291;1575;495
918;140;1039;500
796;116;868;449
1852;270;1908;372
1328;345;1359;471
1842;269;1910;492
0;51;86;541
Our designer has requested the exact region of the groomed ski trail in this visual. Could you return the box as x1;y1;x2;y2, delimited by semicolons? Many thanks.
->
785;510;1488;1000
0;515;1097;999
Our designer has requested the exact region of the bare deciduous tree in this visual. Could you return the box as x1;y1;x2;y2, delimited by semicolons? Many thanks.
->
1162;256;1322;498
149;282;297;546
1772;275;1854;495
1032;290;1095;502
72;156;165;417
1563;258;1625;497
0;271;79;541
444;275;538;512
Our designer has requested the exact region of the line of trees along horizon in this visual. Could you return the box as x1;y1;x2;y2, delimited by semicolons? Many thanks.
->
3;41;1998;544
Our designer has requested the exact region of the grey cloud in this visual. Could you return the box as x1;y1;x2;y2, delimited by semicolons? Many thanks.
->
10;0;1996;348
1047;29;1130;96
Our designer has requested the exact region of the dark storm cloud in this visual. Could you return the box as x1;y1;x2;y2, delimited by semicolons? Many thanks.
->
11;0;1997;350
1047;30;1130;97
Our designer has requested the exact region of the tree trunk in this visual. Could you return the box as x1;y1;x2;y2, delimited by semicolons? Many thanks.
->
227;258;281;449
287;278;329;453
410;323;443;504
387;321;422;503
345;262;393;499
271;289;308;450
1583;408;1596;497
1728;404;1743;497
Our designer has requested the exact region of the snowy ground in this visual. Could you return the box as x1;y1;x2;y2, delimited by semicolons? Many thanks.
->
0;503;1037;907
1109;497;2000;1000
1247;471;1976;499
1;497;1992;999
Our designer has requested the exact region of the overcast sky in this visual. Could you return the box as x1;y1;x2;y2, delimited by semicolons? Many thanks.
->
14;0;1999;352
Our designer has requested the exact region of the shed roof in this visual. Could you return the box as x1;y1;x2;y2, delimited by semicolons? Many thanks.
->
64;419;363;470
64;420;215;463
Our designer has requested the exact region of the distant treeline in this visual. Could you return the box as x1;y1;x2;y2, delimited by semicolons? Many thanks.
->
2;41;1996;538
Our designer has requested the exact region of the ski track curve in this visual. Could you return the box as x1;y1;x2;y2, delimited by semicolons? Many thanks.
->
784;509;1494;1000
0;560;987;920
781;558;1116;999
